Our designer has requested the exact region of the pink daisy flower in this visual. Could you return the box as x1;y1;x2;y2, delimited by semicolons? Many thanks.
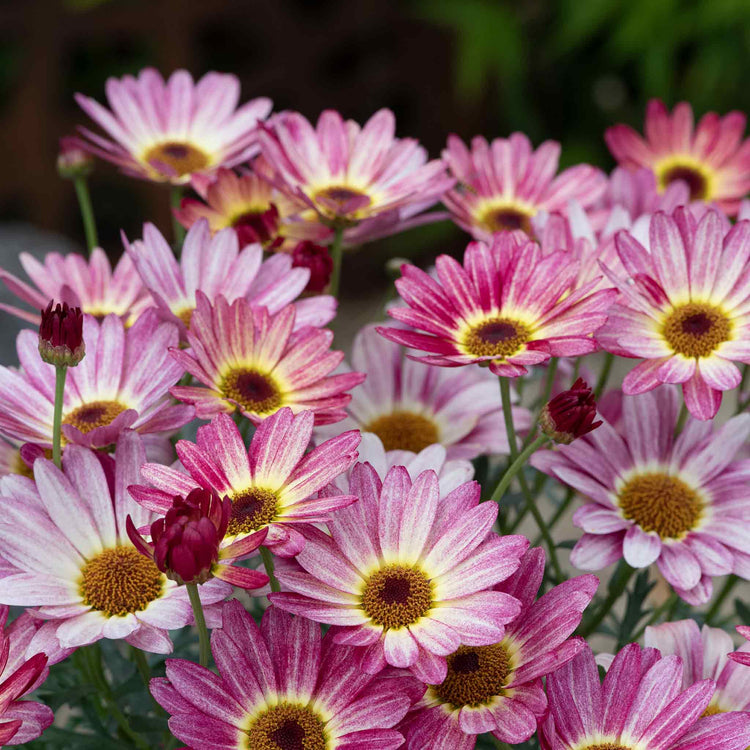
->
124;220;335;335
259;109;453;233
151;600;420;750
403;548;596;749
0;311;192;450
531;388;750;605
169;293;364;424
378;237;617;377
129;408;360;557
174;164;331;249
75;68;272;184
0;432;230;652
317;324;530;459
645;620;750;716
441;132;606;241
605;99;750;214
730;627;750;667
270;463;529;683
540;642;750;750
0;248;151;327
597;208;750;420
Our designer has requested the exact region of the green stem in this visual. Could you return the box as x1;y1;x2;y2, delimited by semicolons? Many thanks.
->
260;546;280;593
130;646;167;717
593;352;615;399
539;357;559;409
631;593;679;643
704;575;738;625
571;357;582;384
490;434;548;505
499;377;563;581
540;487;576;540
579;562;636;637
674;402;689;436
186;583;210;667
52;365;67;468
171;186;186;250
735;364;749;413
328;226;345;299
73;176;99;254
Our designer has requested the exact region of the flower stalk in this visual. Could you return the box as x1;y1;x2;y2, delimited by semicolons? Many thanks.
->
185;583;210;667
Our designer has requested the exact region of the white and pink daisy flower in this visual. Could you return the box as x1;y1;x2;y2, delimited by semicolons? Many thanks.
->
317;324;530;459
170;293;364;424
0;248;151;327
129;408;360;557
532;387;750;605
151;601;421;749
75;68;272;184
606;99;750;214
0;311;192;450
441;132;606;241
540;642;750;750
403;548;596;749
597;208;750;419
378;237;617;377
125;219;335;335
645;620;750;716
270;463;529;683
259;109;453;237
0;432;230;652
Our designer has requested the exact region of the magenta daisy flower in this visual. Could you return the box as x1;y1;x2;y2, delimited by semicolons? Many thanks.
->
0;311;192;450
151;600;420;749
597;208;750;419
75;68;272;184
730;627;750;667
317;324;530;459
174;165;331;249
0;248;151;327
531;387;750;605
169;293;364;424
259;109;453;230
125;220;335;334
540;642;750;750
606;99;750;214
0;432;230;652
441;132;606;241
129;408;360;557
270;463;529;683
645;620;750;716
403;548;596;748
378;237;617;377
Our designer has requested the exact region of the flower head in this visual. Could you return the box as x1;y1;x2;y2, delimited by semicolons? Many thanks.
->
38;301;85;367
597;208;750;419
442;132;606;241
57;135;94;178
291;241;334;293
0;432;230;651
271;463;529;683
532;387;750;604
75;68;272;184
540;642;750;750
129;408;360;558
606;99;750;214
169;293;363;424
378;236;617;377
151;601;420;749
730;627;750;667
540;377;601;444
403;548;596;748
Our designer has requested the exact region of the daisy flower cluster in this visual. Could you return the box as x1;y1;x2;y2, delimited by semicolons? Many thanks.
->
0;67;746;749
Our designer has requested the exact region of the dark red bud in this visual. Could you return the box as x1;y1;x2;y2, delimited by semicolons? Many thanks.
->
291;241;334;293
539;378;602;444
38;301;85;367
233;203;280;248
57;136;94;178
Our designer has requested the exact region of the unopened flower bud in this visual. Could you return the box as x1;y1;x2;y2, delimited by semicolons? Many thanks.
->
57;137;94;179
291;241;334;293
539;377;602;444
234;203;281;248
38;302;85;367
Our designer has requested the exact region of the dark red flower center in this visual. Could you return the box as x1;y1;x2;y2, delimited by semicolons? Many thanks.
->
245;703;326;750
144;141;210;177
63;400;128;436
482;206;533;234
228;487;278;535
662;302;731;358
660;165;708;200
463;317;531;359
220;368;282;416
361;564;433;629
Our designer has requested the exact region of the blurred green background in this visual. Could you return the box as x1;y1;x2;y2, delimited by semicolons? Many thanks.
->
1;0;748;294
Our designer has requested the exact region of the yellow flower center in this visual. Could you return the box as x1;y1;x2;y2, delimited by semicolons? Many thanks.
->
579;745;631;750
63;400;128;435
618;472;703;540
366;411;440;453
656;160;710;201
462;317;531;359
661;302;731;358
79;546;164;617
480;204;534;234
143;141;210;178
245;703;328;750
220;368;283;417
360;564;433;629
314;185;371;218
228;487;279;536
431;642;513;708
